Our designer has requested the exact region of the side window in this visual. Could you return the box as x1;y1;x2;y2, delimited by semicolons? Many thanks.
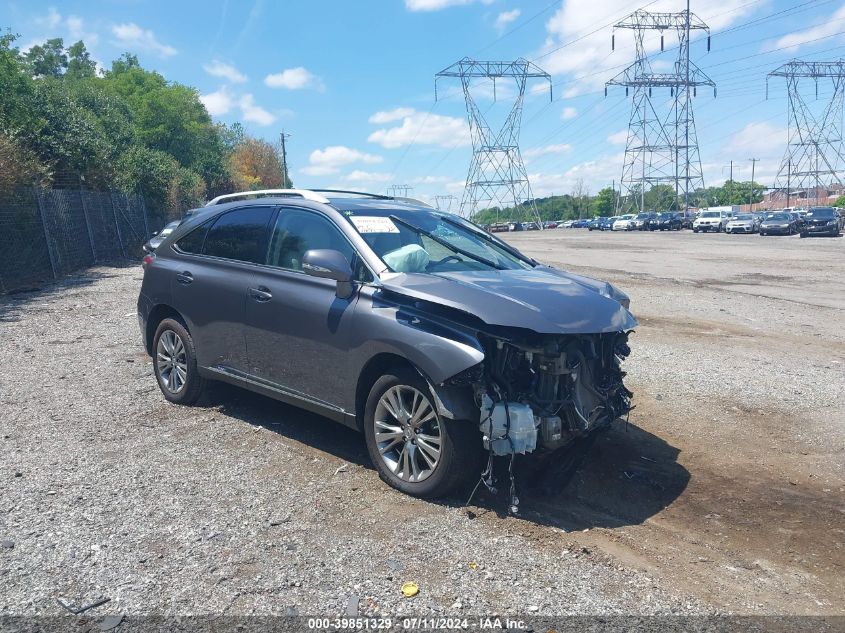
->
266;209;371;281
203;206;274;264
174;219;212;254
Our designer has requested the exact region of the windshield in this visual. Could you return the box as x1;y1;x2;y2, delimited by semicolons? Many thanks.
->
701;211;720;218
346;210;534;273
733;215;753;221
806;208;835;218
767;213;790;220
635;213;649;219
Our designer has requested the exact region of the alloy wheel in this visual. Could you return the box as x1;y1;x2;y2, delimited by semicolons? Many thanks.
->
374;385;442;483
156;330;188;394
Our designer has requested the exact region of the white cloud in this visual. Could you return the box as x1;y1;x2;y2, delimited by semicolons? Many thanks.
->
538;0;760;96
528;152;625;197
561;106;577;120
367;108;471;149
369;107;417;124
523;143;572;160
32;10;99;46
495;9;521;32
264;66;324;91
723;121;787;157
111;22;177;57
34;7;62;29
302;146;383;176
771;4;845;51
203;60;247;83
200;87;234;117
405;0;492;11
344;170;392;183
607;129;628;145
412;175;452;184
238;94;275;126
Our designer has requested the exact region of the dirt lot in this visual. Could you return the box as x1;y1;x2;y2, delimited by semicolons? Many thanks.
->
1;229;842;618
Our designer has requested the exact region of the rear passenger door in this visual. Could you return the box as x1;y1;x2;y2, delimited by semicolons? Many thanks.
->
244;207;369;409
170;205;275;373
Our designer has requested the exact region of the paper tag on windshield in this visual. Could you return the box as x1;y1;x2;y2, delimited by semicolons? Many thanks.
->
350;216;400;234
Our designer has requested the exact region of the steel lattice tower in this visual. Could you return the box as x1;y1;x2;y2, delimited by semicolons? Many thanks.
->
606;3;715;213
767;61;845;206
436;58;552;223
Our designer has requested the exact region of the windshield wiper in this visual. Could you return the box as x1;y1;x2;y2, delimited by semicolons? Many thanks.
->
437;215;537;266
388;215;505;271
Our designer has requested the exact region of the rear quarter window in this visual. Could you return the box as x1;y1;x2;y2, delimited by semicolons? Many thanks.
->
174;219;212;254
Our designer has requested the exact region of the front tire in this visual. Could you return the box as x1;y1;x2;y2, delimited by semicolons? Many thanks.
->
363;368;480;498
152;318;207;405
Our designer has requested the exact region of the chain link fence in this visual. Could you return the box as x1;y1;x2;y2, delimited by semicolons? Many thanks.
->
0;186;151;294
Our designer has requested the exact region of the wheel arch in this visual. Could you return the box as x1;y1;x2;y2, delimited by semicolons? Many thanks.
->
145;304;189;356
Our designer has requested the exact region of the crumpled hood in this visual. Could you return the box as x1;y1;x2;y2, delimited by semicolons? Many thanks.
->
379;266;637;334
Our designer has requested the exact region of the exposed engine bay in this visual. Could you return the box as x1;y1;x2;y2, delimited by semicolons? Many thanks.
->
478;331;633;452
446;329;634;512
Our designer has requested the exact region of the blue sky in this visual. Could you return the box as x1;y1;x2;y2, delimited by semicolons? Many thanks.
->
5;0;845;205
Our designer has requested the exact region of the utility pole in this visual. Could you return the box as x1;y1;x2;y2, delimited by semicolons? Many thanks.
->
749;158;759;210
729;160;733;204
279;131;291;187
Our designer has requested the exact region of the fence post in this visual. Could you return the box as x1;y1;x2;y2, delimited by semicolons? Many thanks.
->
110;192;126;259
139;192;150;239
78;179;97;262
33;186;58;279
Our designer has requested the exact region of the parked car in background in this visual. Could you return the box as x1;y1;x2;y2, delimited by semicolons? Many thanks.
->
725;214;760;234
560;220;575;228
693;209;732;233
143;220;182;253
543;221;558;229
588;216;608;231
759;212;799;236
657;212;683;231
137;188;636;499
612;214;636;231
799;206;842;237
570;218;591;228
598;216;619;231
508;222;524;232
630;211;659;231
488;222;509;233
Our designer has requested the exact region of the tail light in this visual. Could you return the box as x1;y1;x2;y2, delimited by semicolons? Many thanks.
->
142;253;155;270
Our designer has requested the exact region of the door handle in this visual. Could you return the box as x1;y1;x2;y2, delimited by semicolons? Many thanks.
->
248;286;272;302
176;271;193;285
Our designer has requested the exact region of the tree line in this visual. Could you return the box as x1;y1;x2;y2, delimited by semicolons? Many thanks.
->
0;31;290;223
473;180;767;225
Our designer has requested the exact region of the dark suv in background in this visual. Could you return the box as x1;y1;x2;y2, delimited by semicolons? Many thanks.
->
137;189;636;500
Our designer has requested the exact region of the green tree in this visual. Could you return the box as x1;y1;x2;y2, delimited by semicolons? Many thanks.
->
592;187;616;215
25;37;67;77
66;41;97;79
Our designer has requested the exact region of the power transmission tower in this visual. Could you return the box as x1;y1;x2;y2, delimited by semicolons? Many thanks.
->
767;60;845;207
606;2;715;213
435;58;552;224
434;194;457;211
279;131;292;187
387;184;413;198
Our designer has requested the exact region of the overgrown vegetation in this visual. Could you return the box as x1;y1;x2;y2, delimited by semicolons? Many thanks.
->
0;30;288;222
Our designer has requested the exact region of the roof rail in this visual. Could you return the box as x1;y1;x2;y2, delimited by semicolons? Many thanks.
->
309;189;392;200
205;188;330;206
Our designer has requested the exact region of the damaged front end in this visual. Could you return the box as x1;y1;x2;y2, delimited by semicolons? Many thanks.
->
468;329;633;456
442;327;634;512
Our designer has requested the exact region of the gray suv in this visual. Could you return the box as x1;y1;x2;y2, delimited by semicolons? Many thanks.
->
138;189;636;499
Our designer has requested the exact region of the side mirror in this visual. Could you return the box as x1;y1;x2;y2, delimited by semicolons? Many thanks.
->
302;249;355;299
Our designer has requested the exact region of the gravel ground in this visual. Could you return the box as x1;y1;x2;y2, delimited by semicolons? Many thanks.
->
0;267;707;617
1;229;842;618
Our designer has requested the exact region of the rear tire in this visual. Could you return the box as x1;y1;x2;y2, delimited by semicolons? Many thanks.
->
363;368;481;498
152;318;207;405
